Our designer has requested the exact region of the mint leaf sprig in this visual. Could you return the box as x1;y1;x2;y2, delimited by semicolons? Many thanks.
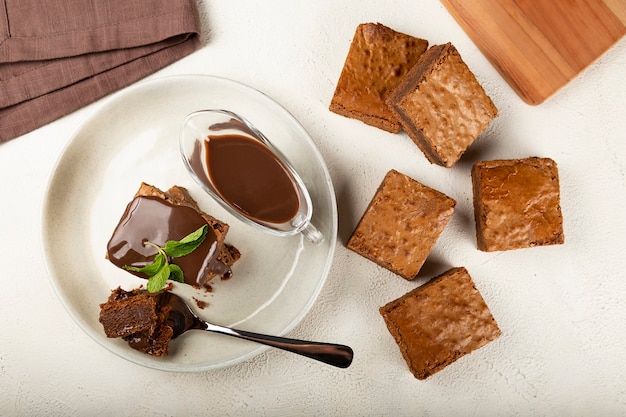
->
123;224;209;293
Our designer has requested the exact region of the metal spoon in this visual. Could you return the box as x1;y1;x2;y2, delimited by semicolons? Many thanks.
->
159;291;353;368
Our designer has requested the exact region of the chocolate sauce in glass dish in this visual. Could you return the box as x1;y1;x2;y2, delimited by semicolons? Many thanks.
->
181;109;323;244
106;196;222;287
203;134;300;224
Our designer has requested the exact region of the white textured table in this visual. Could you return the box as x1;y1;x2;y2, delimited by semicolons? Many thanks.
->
1;1;625;416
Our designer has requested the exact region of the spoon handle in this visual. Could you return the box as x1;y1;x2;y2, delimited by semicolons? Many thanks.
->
202;322;353;368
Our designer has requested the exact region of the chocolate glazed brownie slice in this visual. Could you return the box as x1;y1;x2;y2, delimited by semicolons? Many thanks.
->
106;183;240;288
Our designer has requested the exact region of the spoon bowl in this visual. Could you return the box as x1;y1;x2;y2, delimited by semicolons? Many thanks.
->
159;291;353;368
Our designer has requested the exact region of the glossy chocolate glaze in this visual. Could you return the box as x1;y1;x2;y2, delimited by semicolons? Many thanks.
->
106;196;220;286
204;134;300;224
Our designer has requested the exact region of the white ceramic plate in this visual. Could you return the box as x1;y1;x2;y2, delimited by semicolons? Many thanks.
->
41;75;337;372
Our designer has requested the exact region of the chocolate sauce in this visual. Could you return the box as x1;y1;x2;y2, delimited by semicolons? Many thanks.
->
203;134;300;224
106;196;219;286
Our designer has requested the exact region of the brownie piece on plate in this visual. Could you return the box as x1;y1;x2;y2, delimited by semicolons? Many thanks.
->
99;286;159;339
106;183;240;288
330;22;428;133
380;267;501;380
347;169;455;280
387;42;498;167
472;157;564;252
99;286;174;357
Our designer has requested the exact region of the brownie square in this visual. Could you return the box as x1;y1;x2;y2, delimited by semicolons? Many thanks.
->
347;169;455;280
99;287;174;357
380;267;501;380
99;287;158;338
472;157;564;252
329;22;428;133
387;43;498;167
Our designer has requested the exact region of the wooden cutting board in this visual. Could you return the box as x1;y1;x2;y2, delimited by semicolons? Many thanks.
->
441;0;626;104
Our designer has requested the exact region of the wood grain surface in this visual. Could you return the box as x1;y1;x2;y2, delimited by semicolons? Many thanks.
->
441;0;626;104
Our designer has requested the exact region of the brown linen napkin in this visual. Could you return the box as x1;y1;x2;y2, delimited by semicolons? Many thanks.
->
0;0;202;142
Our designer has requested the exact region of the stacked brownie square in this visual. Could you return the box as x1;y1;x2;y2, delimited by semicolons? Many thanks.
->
386;42;498;167
329;23;428;133
331;23;498;168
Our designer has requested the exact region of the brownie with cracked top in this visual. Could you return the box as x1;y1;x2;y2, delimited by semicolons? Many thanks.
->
387;42;498;167
380;267;501;380
330;22;428;133
347;169;455;280
472;157;564;252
